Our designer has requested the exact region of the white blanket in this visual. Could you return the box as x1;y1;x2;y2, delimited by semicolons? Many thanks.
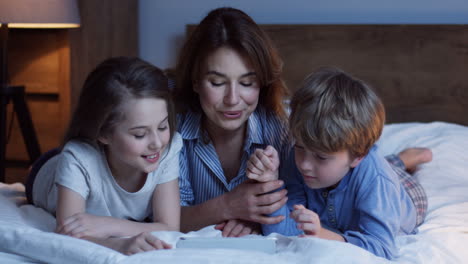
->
1;122;468;264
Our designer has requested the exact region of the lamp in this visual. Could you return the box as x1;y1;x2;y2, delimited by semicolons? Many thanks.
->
0;0;80;182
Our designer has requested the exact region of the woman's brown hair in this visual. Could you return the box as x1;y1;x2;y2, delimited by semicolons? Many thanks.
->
174;7;288;120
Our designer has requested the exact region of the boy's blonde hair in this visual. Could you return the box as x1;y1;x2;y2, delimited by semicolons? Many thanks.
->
289;67;385;158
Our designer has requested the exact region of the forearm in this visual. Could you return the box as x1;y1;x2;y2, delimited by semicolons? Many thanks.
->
109;219;178;237
180;195;228;233
319;227;345;242
82;236;127;254
342;231;396;259
262;204;300;236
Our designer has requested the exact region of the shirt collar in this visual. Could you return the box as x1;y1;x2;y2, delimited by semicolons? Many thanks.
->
331;168;352;192
329;146;378;192
245;108;264;147
178;111;203;140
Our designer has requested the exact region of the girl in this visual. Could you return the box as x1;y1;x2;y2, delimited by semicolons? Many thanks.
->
28;57;182;255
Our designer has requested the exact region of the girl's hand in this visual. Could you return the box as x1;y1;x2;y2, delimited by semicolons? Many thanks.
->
118;232;172;255
290;204;322;237
215;219;261;237
247;145;280;182
56;213;117;238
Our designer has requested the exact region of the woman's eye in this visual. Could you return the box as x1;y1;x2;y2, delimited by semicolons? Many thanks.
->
210;81;225;87
240;82;253;87
158;126;168;131
134;134;145;139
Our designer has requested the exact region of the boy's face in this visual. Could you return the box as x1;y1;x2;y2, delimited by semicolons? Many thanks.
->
294;141;363;189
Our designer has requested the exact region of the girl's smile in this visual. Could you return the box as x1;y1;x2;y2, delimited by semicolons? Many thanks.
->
142;152;160;163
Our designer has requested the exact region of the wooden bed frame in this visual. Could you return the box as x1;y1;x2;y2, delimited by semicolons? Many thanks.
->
187;24;468;125
260;25;468;125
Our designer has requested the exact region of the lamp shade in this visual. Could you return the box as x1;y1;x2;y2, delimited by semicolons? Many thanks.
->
0;0;80;28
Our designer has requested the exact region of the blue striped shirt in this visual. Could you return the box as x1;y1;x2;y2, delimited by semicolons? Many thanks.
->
177;107;294;206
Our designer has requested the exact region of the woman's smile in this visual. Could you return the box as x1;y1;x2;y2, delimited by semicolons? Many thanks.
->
222;110;242;119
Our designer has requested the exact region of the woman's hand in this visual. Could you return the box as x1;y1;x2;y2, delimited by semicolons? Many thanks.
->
223;179;287;224
215;219;261;237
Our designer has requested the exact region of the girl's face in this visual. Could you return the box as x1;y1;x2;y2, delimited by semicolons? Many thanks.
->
195;46;260;133
99;98;171;179
294;141;363;189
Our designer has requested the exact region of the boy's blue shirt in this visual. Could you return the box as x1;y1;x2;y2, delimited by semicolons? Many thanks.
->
263;145;417;260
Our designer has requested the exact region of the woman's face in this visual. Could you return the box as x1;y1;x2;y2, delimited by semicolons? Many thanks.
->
195;47;260;133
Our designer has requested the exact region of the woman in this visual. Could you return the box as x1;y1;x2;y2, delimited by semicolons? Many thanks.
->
175;7;293;236
174;7;432;237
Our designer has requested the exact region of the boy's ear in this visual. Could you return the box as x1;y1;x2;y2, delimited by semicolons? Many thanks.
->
350;156;364;168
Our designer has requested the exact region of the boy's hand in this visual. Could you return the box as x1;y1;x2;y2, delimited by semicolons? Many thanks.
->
247;145;280;182
291;204;322;237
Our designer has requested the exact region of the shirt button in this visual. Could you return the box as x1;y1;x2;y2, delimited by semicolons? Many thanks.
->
330;218;336;223
328;206;334;211
322;191;328;198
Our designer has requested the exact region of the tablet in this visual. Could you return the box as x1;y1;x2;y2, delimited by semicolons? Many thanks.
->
176;236;277;254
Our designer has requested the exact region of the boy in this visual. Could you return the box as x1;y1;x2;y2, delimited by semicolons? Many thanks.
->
246;67;428;259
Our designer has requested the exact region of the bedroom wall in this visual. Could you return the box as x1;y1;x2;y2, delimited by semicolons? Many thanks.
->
139;0;468;69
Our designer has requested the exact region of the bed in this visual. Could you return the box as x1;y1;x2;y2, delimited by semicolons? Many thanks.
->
1;25;468;263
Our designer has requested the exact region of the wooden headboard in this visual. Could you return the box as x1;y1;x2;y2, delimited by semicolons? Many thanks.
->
260;25;468;125
186;24;468;125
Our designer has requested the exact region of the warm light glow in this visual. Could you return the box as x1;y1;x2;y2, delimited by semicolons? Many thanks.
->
0;23;80;28
0;0;80;28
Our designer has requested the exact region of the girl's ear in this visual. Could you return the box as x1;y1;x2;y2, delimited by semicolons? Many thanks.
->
98;135;109;145
193;81;199;93
350;156;364;168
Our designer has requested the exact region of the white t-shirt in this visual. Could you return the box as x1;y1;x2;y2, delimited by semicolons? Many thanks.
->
32;132;182;221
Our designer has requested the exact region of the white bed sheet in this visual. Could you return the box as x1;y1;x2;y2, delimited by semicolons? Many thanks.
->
1;121;467;264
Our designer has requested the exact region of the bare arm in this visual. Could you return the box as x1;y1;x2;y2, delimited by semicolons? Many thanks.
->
87;178;180;236
83;233;172;255
56;184;175;254
151;178;180;231
55;185;86;229
180;179;288;233
180;194;229;233
57;180;180;238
